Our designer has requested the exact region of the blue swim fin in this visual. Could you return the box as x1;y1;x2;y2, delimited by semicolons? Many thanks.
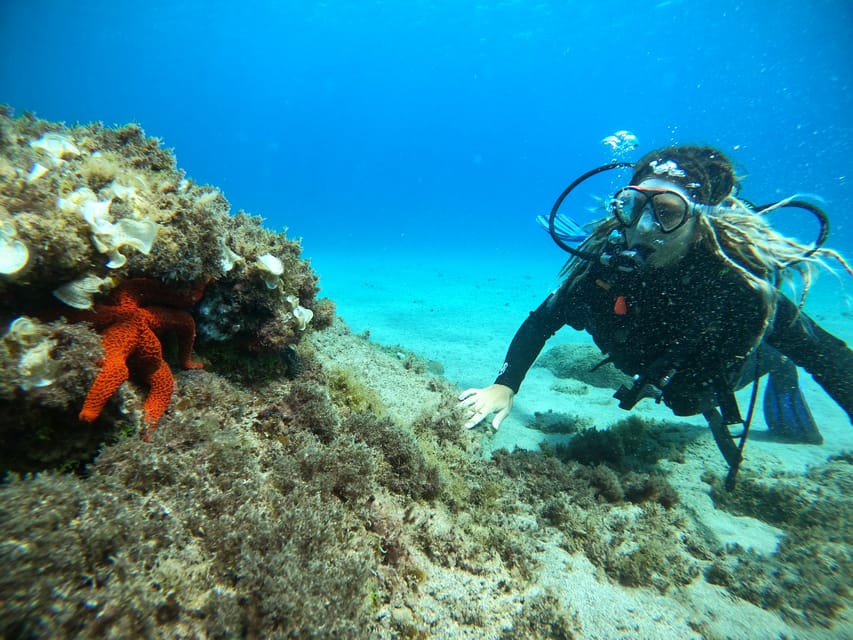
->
763;357;823;444
536;214;589;243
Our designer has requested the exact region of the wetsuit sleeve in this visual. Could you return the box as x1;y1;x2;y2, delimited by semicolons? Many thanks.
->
494;289;571;393
767;295;853;421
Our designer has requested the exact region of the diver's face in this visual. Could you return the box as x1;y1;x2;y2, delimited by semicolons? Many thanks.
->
622;179;700;268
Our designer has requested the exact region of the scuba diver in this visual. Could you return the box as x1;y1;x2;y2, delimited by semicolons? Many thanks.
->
459;145;853;488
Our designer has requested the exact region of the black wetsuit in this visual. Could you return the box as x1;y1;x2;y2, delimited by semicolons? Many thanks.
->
495;243;853;422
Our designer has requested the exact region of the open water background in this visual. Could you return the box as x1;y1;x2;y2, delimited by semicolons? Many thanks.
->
1;1;851;262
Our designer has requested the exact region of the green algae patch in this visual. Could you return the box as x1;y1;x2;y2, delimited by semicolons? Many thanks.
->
328;366;388;416
706;455;853;627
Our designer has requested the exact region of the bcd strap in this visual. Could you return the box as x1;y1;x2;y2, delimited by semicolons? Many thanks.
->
703;408;742;491
705;361;762;491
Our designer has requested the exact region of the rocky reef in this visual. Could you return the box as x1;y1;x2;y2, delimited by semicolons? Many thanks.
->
0;106;329;468
1;108;850;639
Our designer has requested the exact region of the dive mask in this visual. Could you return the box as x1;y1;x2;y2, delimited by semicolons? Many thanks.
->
610;185;713;233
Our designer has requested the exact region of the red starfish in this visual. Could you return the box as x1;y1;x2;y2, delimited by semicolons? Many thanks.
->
77;278;205;440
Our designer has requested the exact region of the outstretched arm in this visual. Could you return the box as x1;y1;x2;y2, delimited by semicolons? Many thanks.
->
458;290;569;429
768;295;853;422
493;292;567;393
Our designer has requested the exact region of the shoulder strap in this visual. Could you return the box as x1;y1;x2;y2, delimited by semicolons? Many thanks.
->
703;407;743;490
705;354;763;490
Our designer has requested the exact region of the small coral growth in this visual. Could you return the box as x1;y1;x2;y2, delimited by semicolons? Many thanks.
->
0;318;127;472
500;590;583;639
328;366;387;416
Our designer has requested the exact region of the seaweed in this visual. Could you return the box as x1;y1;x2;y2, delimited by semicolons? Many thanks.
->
527;409;591;435
555;415;690;471
706;458;853;626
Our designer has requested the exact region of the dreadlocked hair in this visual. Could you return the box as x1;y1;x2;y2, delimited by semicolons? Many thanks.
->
630;145;735;205
699;195;853;310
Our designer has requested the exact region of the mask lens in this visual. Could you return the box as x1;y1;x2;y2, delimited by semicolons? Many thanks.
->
651;192;689;231
612;188;649;226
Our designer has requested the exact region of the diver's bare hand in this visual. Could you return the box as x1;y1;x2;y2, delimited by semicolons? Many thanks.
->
457;384;514;430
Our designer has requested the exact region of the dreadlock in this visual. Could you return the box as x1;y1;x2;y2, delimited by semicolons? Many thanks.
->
630;145;735;205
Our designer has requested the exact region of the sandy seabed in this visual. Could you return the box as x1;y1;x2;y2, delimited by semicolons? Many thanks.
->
310;247;853;640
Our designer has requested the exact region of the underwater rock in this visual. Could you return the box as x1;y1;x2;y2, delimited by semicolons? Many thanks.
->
707;460;853;626
0;107;322;464
536;342;632;390
527;409;591;434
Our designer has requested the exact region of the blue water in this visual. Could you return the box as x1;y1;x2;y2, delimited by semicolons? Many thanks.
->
2;1;851;260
